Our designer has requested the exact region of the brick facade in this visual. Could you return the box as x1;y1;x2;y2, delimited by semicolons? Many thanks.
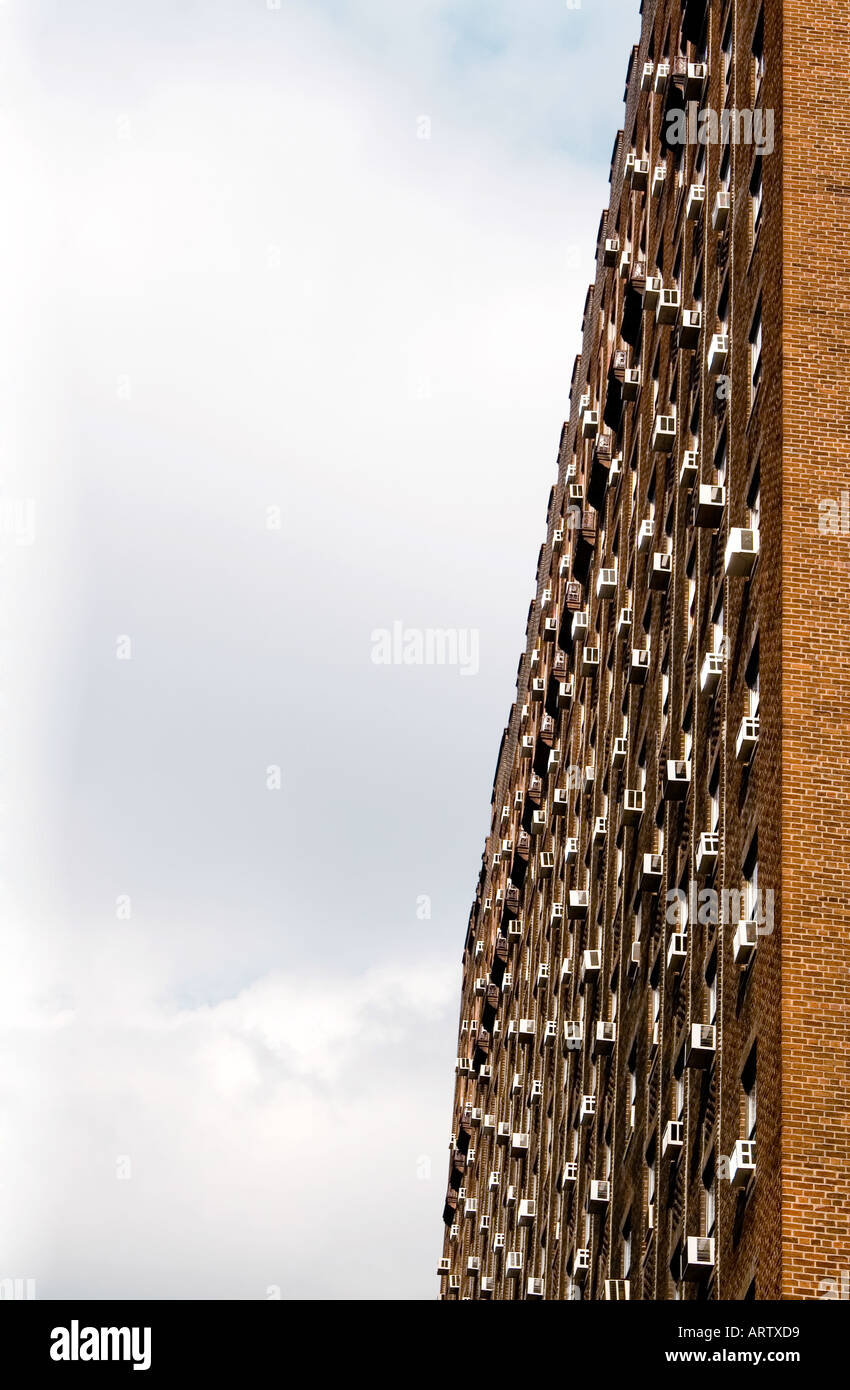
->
439;0;850;1301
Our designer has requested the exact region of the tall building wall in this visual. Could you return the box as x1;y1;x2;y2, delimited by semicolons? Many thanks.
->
439;0;849;1302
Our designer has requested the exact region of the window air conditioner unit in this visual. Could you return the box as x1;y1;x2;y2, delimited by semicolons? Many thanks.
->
588;1180;611;1213
679;308;702;349
448;1275;460;1291
662;1120;683;1156
437;1258;451;1275
526;1276;544;1298
677;453;699;494
617;606;632;637
565;838;578;864
612;737;628;770
712;189;731;231
667;932;688;974
622;367;641;400
579;1094;596;1124
632;157;650;190
551;902;565;926
699;651;724;695
552;527;564;552
630;648;650;686
568;483;584;506
594;1021;616;1056
521;734;534;757
581;949;601;985
694;483;726;527
733;919;759;965
596;567;617;600
544;1019;558;1046
518;1018;536;1042
652;413;677;452
653;61;670;93
497;1122;511;1144
474;976;487;995
572;1247;591;1281
651;164;667;198
539;851;554;879
560;958;572;986
532;809;546;833
623;788;644;824
686;1023;717;1068
511;1132;530;1156
686;184;706;220
582;409;599;439
663;759;691;799
505;1252;523;1277
557;679;573;709
736;716;759;761
581;646;600;676
507;919;522;941
605;1279;631;1300
568;889;589;919
563;1021;583;1051
510;1071;521;1095
683;1236;715;1280
483;1113;496;1134
637;518;654;552
650;551;673;589
707;333;729;374
656;286;679;324
627;940;641;978
466;1257;480;1277
643;275;662;310
562;1162;578;1184
603;236;620;267
592;815;607;844
528;1079;543;1104
493;1232;506;1250
518;1199;536;1225
641;62;654;92
480;1277;494;1298
536;961;550;988
729;1139;756;1188
641;853;663;892
696;832;719;873
725;527;759;577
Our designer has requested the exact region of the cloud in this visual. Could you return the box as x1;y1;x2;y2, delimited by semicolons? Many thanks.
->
0;0;638;1298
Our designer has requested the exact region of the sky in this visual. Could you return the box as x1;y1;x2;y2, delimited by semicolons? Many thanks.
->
0;0;638;1299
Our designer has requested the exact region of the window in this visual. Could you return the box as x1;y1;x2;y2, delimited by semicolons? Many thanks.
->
709;761;720;834
722;15;734;101
746;636;760;717
750;301;763;398
675;1073;685;1122
628;1045;638;1132
744;836;759;922
623;1217;632;1278
742;1044;757;1139
703;1153;716;1236
712;594;725;656
647;1147;657;1221
719;142;731;191
686;549;697;639
748;463;761;532
753;9;765;97
750;157;763;238
706;954;718;1025
714;430;728;485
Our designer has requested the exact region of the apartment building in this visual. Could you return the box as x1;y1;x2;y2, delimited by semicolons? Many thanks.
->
439;0;850;1301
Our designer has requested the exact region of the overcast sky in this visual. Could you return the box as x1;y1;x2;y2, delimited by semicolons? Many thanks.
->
0;0;637;1299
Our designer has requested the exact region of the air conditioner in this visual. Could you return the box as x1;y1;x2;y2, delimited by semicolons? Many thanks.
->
474;940;484;959
511;1132;530;1156
464;1199;477;1218
578;390;590;411
623;788;644;824
582;409;599;439
497;1121;510;1144
652;413;677;452
641;61;654;91
551;903;564;927
679;308;702;349
493;1232;506;1250
641;852;663;891
532;809;547;833
588;1180;611;1213
637;518;654;552
643;275;662;310
480;1277;494;1297
686;184;706;220
560;958;572;986
596;567;617;600
505;1252;523;1276
510;1070;521;1095
557;679;573;709
650;551;673;589
480;1064;492;1080
656;286;679;325
563;1021;583;1051
466;1256;480;1277
729;1139;756;1188
594;1021;616;1056
526;1276;544;1298
474;976;487;996
572;1247;591;1281
449;1224;459;1241
679;448;699;486
507;919;522;942
456;1057;471;1073
628;940;641;978
696;832;719;873
568;483;585;506
687;60;708;91
712;189;731;231
437;1257;451;1275
694;483;726;527
528;1079;543;1104
733;919;759;965
593;815;607;843
736;716;759;761
537;853;554;883
667;932;688;973
622;367;641;400
543;617;558;642
662;1120;684;1156
568;889;589;919
651;164;667;198
448;1275;460;1291
552;527;564;553
617;606;632;637
502;972;513;991
518;1198;536;1225
544;1019;558;1046
630;648;651;685
520;734;534;758
725;527;760;577
632;157;650;190
530;648;541;670
562;1162;578;1184
663;759;691;799
585;763;596;791
579;1094;596;1124
530;677;546;701
707;333;730;374
565;838;578;864
536;962;550;988
581;949;601;985
581;647;600;676
603;236;620;267
552;788;570;817
683;1235;715;1280
483;1113;496;1133
612;737;628;771
605;1279;631;1300
653;61;670;92
686;1023;717;1068
700;651;724;695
